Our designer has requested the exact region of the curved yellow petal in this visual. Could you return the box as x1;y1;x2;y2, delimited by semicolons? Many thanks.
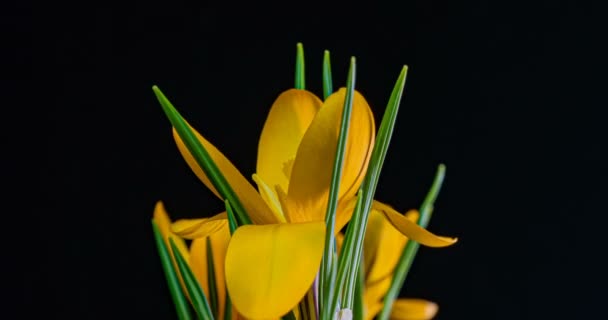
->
285;89;375;223
257;89;323;194
153;201;190;261
365;302;384;320
390;299;438;320
363;210;385;278
365;210;418;284
189;223;231;320
225;222;326;319
364;276;391;314
374;202;457;248
335;195;358;233
172;126;275;225
171;212;228;239
189;238;209;302
152;201;189;294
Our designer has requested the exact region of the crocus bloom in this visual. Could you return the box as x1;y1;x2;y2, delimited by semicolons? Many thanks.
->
154;202;245;320
363;209;438;320
168;88;454;319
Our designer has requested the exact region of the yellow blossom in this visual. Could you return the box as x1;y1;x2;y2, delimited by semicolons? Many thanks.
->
166;87;455;319
363;209;438;320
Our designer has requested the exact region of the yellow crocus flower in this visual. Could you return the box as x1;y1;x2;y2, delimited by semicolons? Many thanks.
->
363;209;438;320
154;201;250;320
167;88;454;319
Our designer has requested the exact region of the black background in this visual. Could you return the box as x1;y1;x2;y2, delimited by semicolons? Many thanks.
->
6;1;606;319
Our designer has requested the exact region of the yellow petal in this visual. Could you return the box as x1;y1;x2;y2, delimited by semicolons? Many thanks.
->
334;195;357;233
189;223;231;320
365;302;384;320
374;202;457;248
172;126;275;225
252;174;286;223
285;89;375;223
363;210;385;278
365;210;418;284
153;201;190;261
364;276;392;315
257;89;323;194
335;232;345;255
152;201;190;294
390;299;438;320
171;212;228;239
225;222;326;319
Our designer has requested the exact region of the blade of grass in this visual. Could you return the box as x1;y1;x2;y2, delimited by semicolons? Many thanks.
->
322;50;333;99
170;238;214;320
152;86;252;225
320;57;356;319
206;238;219;319
377;164;446;320
295;43;305;89
152;221;192;320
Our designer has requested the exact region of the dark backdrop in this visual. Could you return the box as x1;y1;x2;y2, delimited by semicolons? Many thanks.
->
8;1;606;319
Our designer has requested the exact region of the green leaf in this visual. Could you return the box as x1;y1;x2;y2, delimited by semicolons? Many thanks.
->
352;263;364;320
170;238;214;320
206;238;219;319
282;310;297;320
151;221;192;320
326;190;364;320
377;164;446;320
342;66;409;309
152;86;252;226
224;200;238;235
322;50;333;99
295;42;305;90
223;294;232;320
320;56;356;320
297;290;318;320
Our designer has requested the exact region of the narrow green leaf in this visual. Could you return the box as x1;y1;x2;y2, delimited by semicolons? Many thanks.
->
222;201;236;320
223;294;232;320
282;310;297;320
170;238;214;320
322;50;333;99
151;221;192;320
224;200;238;235
342;66;409;309
152;86;252;226
419;164;447;227
326;190;365;320
295;42;305;89
320;56;356;319
352;263;364;320
298;290;317;320
377;164;446;320
206;238;219;319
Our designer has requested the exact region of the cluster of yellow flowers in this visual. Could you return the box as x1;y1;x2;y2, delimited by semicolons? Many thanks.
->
152;44;456;320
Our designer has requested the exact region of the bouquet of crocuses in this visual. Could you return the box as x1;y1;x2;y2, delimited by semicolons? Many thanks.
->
151;43;457;320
